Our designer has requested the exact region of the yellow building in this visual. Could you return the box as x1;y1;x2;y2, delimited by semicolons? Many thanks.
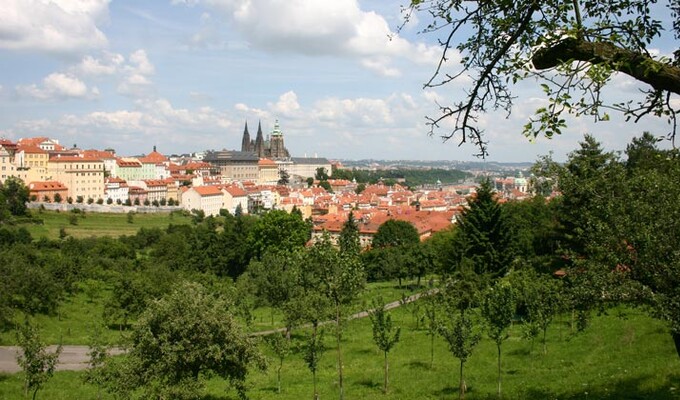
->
16;145;50;182
47;156;105;201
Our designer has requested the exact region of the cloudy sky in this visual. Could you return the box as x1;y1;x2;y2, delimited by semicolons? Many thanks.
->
0;1;677;162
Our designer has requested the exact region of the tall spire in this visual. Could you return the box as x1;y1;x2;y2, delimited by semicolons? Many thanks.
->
241;121;251;152
255;120;265;157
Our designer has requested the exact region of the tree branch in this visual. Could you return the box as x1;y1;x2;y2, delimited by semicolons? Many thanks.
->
532;37;680;95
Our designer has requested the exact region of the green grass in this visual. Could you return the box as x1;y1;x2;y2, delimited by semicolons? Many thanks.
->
1;305;678;399
21;209;192;240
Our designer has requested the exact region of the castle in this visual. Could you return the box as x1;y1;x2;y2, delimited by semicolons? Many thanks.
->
240;120;290;159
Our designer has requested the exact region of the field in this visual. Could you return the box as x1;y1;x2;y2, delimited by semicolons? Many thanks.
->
0;285;678;399
20;209;193;240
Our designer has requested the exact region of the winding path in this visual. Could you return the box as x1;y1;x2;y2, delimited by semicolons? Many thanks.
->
0;290;433;373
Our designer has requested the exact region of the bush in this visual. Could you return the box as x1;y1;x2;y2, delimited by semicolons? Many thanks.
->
96;198;104;205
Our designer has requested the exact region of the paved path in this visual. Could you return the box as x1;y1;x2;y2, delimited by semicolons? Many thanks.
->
0;290;434;373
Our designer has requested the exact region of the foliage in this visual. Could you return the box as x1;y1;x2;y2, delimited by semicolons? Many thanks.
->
247;210;311;259
278;169;290;186
404;0;680;156
372;219;420;249
481;280;516;396
265;332;291;394
16;320;62;400
0;177;29;220
302;328;325;400
452;179;516;278
368;297;401;394
438;273;482;399
83;324;108;400
339;211;360;256
107;282;265;400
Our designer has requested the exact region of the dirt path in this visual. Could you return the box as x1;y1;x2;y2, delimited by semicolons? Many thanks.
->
0;290;433;373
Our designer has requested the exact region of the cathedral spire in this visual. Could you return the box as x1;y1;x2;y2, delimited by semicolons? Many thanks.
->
241;121;251;152
255;120;265;157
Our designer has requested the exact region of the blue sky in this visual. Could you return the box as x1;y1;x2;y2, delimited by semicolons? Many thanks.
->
0;0;677;162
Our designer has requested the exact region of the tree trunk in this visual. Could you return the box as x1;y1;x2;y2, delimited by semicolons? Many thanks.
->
383;351;389;394
278;359;283;393
497;343;502;398
430;334;435;369
313;370;318;400
336;304;344;400
543;327;548;355
459;359;466;400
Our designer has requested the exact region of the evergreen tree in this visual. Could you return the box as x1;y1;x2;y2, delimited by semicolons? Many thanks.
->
339;211;360;256
454;179;515;277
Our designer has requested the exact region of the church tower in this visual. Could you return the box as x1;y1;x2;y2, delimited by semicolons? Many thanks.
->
255;121;265;158
240;121;252;152
269;119;290;159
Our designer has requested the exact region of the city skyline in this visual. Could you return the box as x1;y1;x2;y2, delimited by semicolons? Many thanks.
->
0;1;677;162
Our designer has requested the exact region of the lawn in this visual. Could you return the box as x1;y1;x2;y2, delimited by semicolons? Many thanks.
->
20;209;192;240
1;303;678;399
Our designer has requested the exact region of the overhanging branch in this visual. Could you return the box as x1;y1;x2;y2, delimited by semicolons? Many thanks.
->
532;37;680;95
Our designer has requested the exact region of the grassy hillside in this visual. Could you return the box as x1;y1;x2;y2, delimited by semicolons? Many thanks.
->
0;303;677;399
19;209;192;240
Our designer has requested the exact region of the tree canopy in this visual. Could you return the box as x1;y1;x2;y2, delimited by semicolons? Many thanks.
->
405;0;680;156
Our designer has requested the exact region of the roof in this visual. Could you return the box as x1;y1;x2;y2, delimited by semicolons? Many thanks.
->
82;149;115;159
49;156;103;162
138;149;168;164
291;157;331;165
28;181;67;191
17;145;48;154
192;186;223;196
258;158;277;166
224;186;248;197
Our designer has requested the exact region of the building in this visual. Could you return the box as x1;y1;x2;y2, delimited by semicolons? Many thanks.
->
240;120;290;159
105;177;129;204
28;181;68;203
204;150;259;181
284;157;332;180
181;186;224;216
222;185;249;215
47;155;105;201
258;158;279;185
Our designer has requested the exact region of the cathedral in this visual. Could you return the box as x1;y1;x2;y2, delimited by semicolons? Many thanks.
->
240;120;290;159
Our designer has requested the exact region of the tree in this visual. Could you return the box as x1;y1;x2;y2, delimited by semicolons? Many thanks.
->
339;211;360;256
265;332;291;394
278;169;290;186
247;210;311;259
372;219;420;249
368;298;401;394
303;328;325;400
453;179;516;278
0;177;29;218
112;282;265;400
307;235;365;400
83;324;108;400
481;281;516;397
404;1;680;156
315;167;329;181
16;320;62;400
53;193;62;204
438;273;482;400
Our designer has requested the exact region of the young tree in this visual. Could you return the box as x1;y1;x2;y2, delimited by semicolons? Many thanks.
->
368;298;401;394
403;1;680;156
303;328;325;400
278;169;290;186
438;273;481;400
522;274;561;355
265;332;291;394
308;235;365;400
481;281;516;397
16;320;62;400
83;324;108;400
421;292;441;369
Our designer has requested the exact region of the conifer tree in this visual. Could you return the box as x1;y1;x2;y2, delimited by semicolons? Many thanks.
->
454;179;515;277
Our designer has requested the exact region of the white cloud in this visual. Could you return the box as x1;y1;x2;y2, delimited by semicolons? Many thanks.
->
0;0;109;54
16;73;98;100
175;0;439;75
270;91;301;117
75;52;125;76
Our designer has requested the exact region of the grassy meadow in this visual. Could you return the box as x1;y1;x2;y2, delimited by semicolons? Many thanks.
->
1;289;678;399
20;209;193;240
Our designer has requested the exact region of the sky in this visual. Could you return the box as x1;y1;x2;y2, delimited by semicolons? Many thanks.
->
0;0;677;162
